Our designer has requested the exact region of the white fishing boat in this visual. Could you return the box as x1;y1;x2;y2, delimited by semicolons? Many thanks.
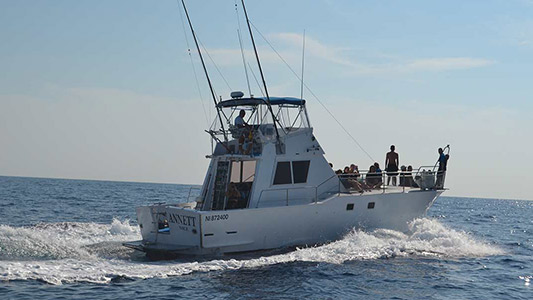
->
124;1;449;258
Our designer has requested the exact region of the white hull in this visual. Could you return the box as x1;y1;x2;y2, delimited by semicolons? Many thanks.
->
127;189;441;256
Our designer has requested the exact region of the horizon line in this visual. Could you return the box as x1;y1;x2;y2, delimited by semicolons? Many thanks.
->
1;174;531;202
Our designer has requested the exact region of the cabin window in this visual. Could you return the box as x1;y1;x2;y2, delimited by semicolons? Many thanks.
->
226;160;256;210
292;161;310;184
273;162;292;185
230;161;256;183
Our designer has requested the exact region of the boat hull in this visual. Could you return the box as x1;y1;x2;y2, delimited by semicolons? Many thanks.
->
126;189;442;256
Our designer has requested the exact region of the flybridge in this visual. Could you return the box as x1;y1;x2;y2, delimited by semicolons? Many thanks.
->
207;91;311;158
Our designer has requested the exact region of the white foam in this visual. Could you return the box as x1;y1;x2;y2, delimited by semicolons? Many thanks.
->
519;275;531;286
0;218;504;285
0;219;140;260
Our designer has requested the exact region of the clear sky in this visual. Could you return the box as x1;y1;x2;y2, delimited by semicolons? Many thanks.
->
1;0;532;200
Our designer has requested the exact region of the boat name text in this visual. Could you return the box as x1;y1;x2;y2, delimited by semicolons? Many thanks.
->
168;213;196;227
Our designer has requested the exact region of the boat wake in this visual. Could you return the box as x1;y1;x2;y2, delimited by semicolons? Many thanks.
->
0;219;139;261
0;218;503;284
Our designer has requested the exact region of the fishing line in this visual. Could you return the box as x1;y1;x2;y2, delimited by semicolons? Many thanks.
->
247;62;265;97
177;0;210;127
250;21;375;162
235;1;252;97
178;0;228;138
198;38;232;92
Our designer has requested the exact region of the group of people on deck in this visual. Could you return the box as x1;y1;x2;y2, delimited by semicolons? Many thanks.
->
334;145;448;192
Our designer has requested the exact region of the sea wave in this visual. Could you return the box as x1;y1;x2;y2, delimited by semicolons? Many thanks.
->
0;219;139;260
0;218;503;285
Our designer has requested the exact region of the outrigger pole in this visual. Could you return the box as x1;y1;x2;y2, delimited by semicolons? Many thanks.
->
240;0;282;145
181;0;227;141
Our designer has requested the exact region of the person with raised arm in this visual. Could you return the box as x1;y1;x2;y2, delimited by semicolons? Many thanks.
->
436;148;449;188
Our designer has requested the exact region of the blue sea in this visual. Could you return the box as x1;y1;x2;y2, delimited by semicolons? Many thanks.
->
0;176;531;299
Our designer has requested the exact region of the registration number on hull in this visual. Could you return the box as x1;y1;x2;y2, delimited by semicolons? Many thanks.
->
205;214;229;222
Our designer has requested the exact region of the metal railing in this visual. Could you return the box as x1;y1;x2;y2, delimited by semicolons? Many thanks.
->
186;186;202;202
255;165;447;207
338;166;446;193
255;174;341;208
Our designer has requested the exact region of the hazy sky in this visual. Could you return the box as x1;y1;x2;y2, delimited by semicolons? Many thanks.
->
1;0;532;200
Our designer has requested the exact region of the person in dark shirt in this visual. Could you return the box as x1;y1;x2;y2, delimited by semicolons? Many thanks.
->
374;162;382;174
436;148;449;188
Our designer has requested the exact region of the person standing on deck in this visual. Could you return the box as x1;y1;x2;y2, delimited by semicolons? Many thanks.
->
385;145;399;186
436;148;448;188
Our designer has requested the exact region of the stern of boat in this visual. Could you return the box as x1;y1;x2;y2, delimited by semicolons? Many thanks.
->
124;204;202;256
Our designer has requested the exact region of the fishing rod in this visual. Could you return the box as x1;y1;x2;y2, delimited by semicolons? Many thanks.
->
240;0;282;149
180;0;227;141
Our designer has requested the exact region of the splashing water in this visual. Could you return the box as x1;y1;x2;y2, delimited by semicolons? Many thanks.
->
519;275;531;286
0;218;503;285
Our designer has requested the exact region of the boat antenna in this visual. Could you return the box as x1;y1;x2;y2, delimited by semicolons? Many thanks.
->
235;2;252;97
300;29;306;100
180;0;227;141
240;0;282;146
249;21;375;162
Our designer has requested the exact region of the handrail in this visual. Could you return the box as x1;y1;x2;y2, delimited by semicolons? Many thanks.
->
316;174;341;189
255;174;341;207
315;174;345;199
186;186;202;202
216;124;306;138
413;166;437;178
255;163;447;207
338;164;447;192
255;185;318;208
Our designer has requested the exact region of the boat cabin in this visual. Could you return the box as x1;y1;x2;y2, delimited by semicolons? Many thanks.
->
195;93;445;213
197;94;340;211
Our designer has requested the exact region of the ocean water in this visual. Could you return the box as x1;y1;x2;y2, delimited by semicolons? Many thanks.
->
0;176;531;299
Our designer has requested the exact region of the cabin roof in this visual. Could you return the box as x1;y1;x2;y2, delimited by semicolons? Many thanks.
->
216;97;305;108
